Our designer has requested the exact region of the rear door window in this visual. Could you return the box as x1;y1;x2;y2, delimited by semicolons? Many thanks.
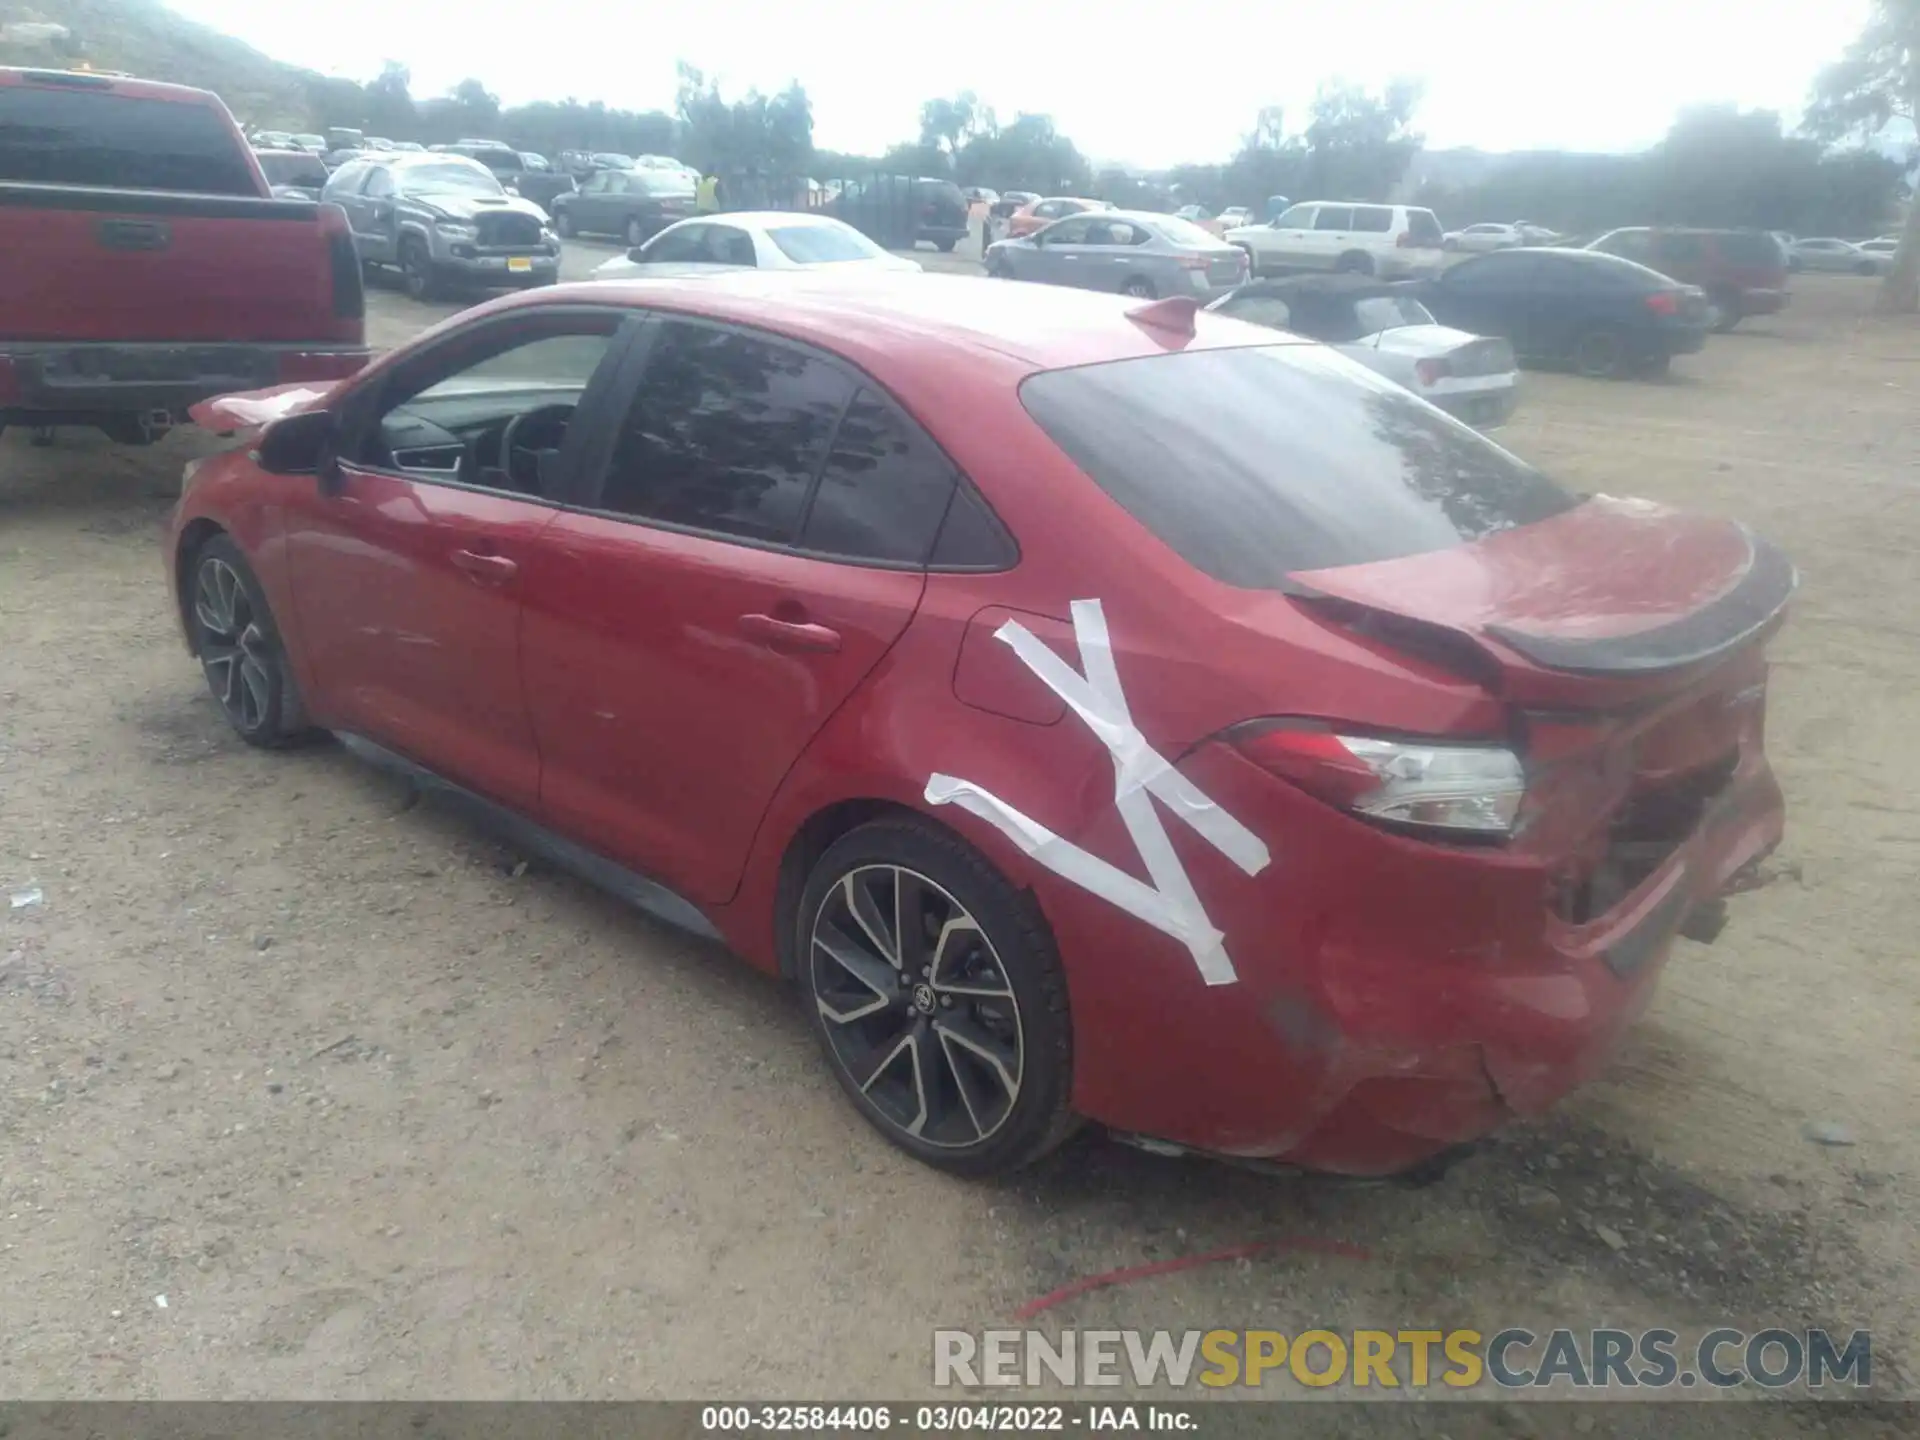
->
1313;206;1355;231
0;85;256;194
1351;206;1393;234
596;321;855;545
1019;345;1575;584
797;390;958;564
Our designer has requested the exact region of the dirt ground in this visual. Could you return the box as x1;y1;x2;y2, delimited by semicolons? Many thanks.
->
1;261;1915;1433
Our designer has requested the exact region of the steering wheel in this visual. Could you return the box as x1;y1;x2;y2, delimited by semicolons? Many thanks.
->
498;402;578;494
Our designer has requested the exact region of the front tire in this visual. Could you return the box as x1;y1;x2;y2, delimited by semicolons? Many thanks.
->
188;535;317;748
798;819;1075;1176
399;238;440;301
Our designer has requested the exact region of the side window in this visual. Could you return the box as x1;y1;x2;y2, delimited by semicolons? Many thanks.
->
706;225;756;266
644;224;709;263
324;160;367;196
1351;206;1393;234
1216;295;1293;330
363;167;394;199
1034;200;1065;219
1042;216;1093;245
1405;209;1444;245
1660;233;1705;262
1314;206;1355;231
597;322;855;544
580;172;607;194
797;389;957;564
1276;205;1315;228
929;483;1018;570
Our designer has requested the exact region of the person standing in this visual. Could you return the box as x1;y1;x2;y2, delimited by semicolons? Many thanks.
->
696;172;720;214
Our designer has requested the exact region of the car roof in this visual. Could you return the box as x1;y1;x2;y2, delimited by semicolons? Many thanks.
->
687;211;859;230
0;66;226;107
493;270;1310;377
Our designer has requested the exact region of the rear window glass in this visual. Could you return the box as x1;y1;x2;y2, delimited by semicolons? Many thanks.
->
1150;215;1219;248
0;86;256;194
259;152;327;187
1714;231;1787;267
1353;294;1435;332
767;223;882;264
1406;209;1444;245
1019;346;1576;583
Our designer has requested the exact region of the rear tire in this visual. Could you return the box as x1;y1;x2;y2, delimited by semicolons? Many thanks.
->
1122;277;1155;299
1710;291;1742;333
797;819;1076;1177
1335;250;1374;275
936;237;958;253
1573;327;1628;379
187;534;319;749
555;210;576;239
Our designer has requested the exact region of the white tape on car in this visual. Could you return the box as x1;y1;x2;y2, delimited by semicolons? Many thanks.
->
926;598;1270;987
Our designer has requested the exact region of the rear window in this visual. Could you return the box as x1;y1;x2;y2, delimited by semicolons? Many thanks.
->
1150;214;1221;248
259;152;327;187
767;223;884;264
1019;346;1576;584
0;85;256;194
1714;231;1787;268
634;169;693;196
1406;209;1444;245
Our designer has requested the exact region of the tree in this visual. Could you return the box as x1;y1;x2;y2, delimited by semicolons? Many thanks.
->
956;113;1090;194
1805;0;1920;312
365;62;417;141
675;65;815;204
919;92;988;172
1298;79;1424;201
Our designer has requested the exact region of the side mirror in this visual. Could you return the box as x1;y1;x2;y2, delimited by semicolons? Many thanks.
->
625;246;649;263
255;409;337;478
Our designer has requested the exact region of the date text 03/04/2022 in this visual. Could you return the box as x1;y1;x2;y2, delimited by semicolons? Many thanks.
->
700;1405;1195;1432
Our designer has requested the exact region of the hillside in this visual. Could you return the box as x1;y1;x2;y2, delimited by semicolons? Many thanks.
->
0;0;319;127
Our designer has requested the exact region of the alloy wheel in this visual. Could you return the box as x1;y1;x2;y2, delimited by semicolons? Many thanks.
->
194;557;272;733
809;864;1024;1149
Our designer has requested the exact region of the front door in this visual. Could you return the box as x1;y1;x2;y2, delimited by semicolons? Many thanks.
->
283;308;634;810
359;164;400;265
1029;215;1095;287
521;316;951;905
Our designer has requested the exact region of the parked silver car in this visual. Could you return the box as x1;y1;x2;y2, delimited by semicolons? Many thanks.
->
1788;238;1886;275
985;210;1248;299
1206;274;1520;429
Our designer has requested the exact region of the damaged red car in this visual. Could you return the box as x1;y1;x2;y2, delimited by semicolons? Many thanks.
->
165;273;1792;1177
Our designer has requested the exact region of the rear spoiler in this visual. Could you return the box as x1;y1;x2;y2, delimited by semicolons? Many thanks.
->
1485;531;1797;675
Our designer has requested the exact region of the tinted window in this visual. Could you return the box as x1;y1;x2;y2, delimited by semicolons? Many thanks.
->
0;86;255;194
1351;206;1393;234
1214;295;1293;330
643;224;711;262
1405;209;1444;245
1019;346;1575;582
797;390;957;563
1715;231;1786;267
363;167;394;198
767;223;884;264
930;484;1018;569
600;323;855;544
703;225;756;266
1353;295;1435;332
1043;216;1093;244
1658;233;1706;262
258;151;327;187
1276;205;1315;228
1314;206;1355;231
1149;215;1218;248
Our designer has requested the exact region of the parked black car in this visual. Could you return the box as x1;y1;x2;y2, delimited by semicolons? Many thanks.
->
435;141;576;214
831;175;969;251
255;147;330;202
559;150;636;180
1406;248;1713;378
549;168;696;245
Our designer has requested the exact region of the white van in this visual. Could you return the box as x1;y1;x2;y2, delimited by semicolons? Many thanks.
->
1225;201;1446;280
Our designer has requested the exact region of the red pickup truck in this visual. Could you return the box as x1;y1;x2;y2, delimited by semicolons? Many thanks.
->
0;67;368;445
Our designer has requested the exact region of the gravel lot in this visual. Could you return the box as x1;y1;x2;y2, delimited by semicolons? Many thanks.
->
1;259;1915;1432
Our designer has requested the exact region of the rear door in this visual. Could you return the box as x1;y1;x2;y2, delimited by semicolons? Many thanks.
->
1308;204;1355;269
1427;253;1540;352
520;317;950;905
357;164;401;264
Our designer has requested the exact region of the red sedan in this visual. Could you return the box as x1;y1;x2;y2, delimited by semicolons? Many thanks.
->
165;274;1792;1177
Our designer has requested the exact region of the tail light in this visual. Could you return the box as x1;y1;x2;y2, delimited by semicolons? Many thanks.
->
1233;721;1526;838
1414;356;1452;387
1179;255;1210;270
316;202;366;325
1645;291;1679;317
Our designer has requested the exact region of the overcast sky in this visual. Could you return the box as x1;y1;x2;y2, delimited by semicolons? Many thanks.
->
171;0;1875;166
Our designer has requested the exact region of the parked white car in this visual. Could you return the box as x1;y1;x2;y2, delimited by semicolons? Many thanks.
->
1444;222;1527;253
1224;201;1446;280
1206;275;1519;429
1788;238;1887;275
1216;206;1253;229
591;211;923;280
1858;236;1901;260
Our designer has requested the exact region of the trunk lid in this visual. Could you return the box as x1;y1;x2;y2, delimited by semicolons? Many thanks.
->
1289;494;1795;704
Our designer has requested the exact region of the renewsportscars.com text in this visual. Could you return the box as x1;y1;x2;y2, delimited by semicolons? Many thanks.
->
933;1327;1873;1392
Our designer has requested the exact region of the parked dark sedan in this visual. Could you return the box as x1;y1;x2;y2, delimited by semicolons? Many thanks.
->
1407;248;1713;379
549;168;695;245
255;147;330;201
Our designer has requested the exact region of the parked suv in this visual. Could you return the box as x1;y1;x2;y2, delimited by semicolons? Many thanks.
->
1225;201;1445;279
831;175;969;251
1585;228;1788;332
324;151;559;300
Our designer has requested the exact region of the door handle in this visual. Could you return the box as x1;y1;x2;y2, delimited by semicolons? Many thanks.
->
450;549;518;584
739;612;842;653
